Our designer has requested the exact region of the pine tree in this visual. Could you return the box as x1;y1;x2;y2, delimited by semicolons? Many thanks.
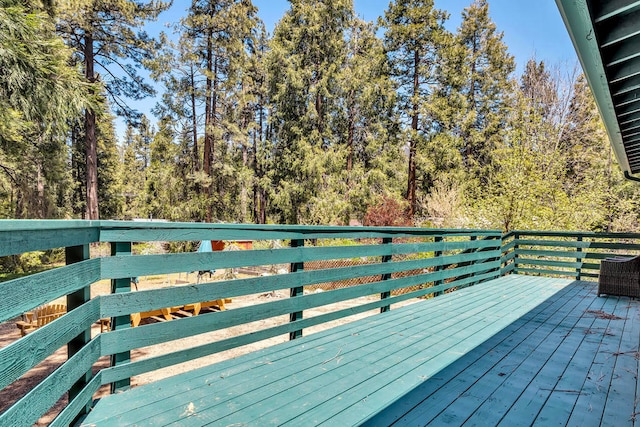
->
457;0;515;185
57;0;169;219
380;0;450;217
335;17;403;222
180;0;261;222
267;0;354;223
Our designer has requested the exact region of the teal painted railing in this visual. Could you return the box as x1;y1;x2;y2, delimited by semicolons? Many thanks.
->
1;221;638;425
0;221;502;426
502;230;640;280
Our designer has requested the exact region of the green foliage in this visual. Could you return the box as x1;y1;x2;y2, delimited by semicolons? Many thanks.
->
2;1;639;237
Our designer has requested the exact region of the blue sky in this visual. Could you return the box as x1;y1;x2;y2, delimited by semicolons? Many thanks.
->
124;0;577;138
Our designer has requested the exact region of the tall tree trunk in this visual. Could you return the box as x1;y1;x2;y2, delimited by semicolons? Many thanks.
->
190;65;200;172
84;33;99;220
406;50;419;217
203;31;213;222
253;99;266;224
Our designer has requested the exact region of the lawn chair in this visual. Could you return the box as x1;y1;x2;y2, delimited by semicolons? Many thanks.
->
16;304;67;336
598;255;640;298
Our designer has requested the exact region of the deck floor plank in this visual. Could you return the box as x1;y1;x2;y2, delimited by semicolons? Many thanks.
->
195;276;554;426
565;296;634;427
600;298;640;427
426;281;602;426
495;292;619;426
289;278;570;427
160;276;542;426
372;280;588;427
532;294;630;426
117;280;506;426
79;276;640;427
88;277;496;424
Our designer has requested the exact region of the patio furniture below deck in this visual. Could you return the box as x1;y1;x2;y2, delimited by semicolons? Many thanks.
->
15;304;66;336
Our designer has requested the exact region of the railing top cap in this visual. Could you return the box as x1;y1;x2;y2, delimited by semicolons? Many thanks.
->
0;219;501;236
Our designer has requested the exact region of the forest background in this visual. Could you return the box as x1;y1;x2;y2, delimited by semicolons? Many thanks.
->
2;0;639;233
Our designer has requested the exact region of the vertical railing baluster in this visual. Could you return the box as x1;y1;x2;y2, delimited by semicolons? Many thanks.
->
577;236;583;281
66;244;91;422
110;241;132;393
380;237;392;313
435;236;444;296
289;239;304;340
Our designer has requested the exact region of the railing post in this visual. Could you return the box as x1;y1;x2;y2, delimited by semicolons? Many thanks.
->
110;241;132;393
513;233;519;274
435;236;444;296
289;239;304;340
470;235;478;286
66;244;91;422
380;237;392;313
577;236;583;281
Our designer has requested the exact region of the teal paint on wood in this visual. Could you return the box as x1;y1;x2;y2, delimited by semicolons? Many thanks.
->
0;298;99;390
110;241;132;393
51;371;103;427
0;258;100;323
4;221;640;427
514;257;583;269
65;244;92;422
380;237;392;312
98;239;499;280
576;235;583;280
0;225;99;257
80;276;591;426
0;338;101;427
434;236;444;296
99;261;501;355
289;239;304;340
363;280;586;427
98;249;501;318
88;277;526;425
100;271;499;384
97;220;500;242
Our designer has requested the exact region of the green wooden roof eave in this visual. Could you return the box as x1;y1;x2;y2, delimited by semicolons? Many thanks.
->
555;0;630;172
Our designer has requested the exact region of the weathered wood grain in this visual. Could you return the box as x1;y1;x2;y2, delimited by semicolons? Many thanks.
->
0;338;100;427
0;224;98;257
0;298;99;390
0;258;100;323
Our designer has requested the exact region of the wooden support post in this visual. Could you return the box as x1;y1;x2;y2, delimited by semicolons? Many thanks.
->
513;233;520;274
289;239;304;340
66;244;91;422
577;236;583;281
470;235;478;287
380;237;392;313
435;236;444;296
110;241;132;393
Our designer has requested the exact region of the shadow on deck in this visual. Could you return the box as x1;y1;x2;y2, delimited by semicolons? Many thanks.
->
79;275;640;426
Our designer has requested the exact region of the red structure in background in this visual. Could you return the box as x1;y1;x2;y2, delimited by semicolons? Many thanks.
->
210;240;253;250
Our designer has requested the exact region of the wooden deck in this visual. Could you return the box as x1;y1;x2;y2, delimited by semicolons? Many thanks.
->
79;275;640;426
